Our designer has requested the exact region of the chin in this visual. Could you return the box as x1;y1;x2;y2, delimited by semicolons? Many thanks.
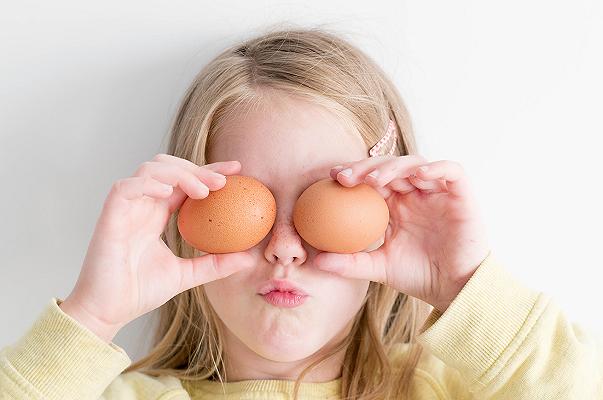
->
250;335;323;363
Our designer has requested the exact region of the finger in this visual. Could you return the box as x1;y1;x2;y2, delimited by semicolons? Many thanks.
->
135;161;225;213
176;251;255;292
329;157;394;181
387;177;417;194
203;160;242;175
332;155;428;188
313;249;389;285
407;174;444;192
112;176;174;200
151;153;241;202
362;157;448;194
362;156;427;186
135;161;222;198
370;184;392;199
413;160;471;198
138;160;228;191
152;153;242;176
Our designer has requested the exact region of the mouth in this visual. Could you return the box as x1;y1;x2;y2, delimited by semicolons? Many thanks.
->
259;290;309;308
257;279;309;296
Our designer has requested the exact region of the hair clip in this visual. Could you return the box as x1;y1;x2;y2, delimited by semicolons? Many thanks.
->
369;119;397;157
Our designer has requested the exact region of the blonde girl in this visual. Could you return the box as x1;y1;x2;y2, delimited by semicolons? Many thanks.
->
2;27;602;400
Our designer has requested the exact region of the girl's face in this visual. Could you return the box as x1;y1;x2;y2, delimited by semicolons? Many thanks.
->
203;90;382;378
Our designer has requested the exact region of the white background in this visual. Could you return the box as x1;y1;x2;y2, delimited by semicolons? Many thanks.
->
1;0;602;361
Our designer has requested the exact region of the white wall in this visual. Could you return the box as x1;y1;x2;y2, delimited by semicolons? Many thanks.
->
1;0;601;361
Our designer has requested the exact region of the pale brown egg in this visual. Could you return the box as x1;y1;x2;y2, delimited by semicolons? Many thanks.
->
293;178;389;253
177;175;276;254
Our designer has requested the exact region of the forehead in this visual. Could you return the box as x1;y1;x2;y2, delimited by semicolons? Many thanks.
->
207;93;368;189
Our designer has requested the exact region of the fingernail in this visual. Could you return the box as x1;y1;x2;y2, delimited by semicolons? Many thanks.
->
331;165;344;172
418;166;429;173
339;168;353;177
367;170;379;179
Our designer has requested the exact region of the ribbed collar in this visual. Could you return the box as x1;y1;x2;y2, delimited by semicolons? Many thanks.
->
182;376;342;398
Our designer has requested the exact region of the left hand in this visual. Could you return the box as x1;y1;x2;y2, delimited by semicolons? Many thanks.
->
313;155;491;313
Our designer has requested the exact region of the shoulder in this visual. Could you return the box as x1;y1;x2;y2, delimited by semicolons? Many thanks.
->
388;342;466;399
101;370;190;399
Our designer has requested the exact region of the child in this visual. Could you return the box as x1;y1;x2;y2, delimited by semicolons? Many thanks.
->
1;27;602;400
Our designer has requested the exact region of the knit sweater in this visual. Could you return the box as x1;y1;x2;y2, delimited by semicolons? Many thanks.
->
1;252;602;399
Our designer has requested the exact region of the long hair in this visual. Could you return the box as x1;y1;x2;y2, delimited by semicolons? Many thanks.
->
125;25;432;399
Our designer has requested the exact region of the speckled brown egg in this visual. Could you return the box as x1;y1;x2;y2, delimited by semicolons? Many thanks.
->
177;175;276;254
293;178;389;253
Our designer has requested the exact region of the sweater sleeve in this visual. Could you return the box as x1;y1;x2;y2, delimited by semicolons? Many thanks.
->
1;298;145;400
415;251;603;399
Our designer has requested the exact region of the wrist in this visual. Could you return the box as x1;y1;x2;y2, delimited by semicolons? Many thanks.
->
430;276;473;313
59;298;123;343
428;252;490;313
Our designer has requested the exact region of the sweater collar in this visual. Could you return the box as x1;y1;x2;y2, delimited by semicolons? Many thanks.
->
182;376;342;398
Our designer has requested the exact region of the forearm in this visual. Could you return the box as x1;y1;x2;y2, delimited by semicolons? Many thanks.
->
417;252;603;398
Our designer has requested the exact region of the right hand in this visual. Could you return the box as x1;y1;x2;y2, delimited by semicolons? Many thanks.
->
59;154;255;343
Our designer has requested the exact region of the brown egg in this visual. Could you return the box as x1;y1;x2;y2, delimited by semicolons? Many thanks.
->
177;175;276;254
293;178;389;253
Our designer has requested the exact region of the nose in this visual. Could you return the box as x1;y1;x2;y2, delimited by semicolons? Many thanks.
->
263;215;307;267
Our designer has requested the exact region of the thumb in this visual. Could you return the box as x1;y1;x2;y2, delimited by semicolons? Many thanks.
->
314;250;388;285
177;251;255;292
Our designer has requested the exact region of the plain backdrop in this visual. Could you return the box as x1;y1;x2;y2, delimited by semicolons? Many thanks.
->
1;0;602;361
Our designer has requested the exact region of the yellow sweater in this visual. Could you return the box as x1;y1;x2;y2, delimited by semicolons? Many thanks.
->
1;252;602;399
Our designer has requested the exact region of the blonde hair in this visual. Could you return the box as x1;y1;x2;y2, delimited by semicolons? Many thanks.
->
126;26;432;399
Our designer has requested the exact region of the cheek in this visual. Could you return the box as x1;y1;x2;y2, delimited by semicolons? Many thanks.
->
203;274;244;317
313;278;370;331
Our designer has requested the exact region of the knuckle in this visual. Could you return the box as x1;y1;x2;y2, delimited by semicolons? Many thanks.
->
417;155;429;164
112;179;124;193
209;254;220;277
405;153;427;163
153;153;170;162
136;161;155;175
193;174;208;188
141;175;154;188
179;258;193;292
384;161;398;173
141;161;155;170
